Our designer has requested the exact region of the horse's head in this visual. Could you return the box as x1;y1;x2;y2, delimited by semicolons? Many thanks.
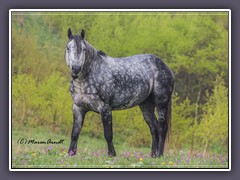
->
65;28;86;79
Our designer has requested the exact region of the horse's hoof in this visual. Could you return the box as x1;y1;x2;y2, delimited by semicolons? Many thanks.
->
156;153;163;158
108;152;116;157
151;152;157;158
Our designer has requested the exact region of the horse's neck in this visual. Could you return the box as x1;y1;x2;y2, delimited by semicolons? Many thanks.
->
85;41;98;59
73;41;98;80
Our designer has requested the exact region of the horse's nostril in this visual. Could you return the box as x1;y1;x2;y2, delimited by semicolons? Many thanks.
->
72;65;81;73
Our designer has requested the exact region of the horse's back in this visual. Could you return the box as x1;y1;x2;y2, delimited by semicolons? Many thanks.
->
114;54;174;81
115;54;174;105
96;54;174;109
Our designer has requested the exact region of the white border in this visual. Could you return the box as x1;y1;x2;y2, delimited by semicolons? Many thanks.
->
9;9;231;171
10;9;230;11
9;9;12;172
228;9;231;172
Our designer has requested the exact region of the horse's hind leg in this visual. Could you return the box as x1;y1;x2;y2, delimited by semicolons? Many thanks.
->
153;73;174;156
68;104;87;155
139;97;159;158
154;87;172;157
155;102;169;157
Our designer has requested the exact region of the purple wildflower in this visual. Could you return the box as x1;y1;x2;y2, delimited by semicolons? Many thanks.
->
69;150;74;156
22;159;26;165
25;154;31;159
47;145;53;151
219;155;223;161
96;150;101;157
43;145;53;154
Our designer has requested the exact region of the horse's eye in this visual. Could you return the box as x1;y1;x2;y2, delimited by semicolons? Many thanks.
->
71;45;77;50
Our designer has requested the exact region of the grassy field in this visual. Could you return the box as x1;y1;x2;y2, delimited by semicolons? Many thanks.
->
11;128;228;169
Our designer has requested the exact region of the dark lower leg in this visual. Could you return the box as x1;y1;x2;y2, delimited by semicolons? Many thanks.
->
101;108;116;156
68;126;80;154
139;101;159;158
151;129;159;158
156;107;168;157
158;119;167;156
68;104;87;155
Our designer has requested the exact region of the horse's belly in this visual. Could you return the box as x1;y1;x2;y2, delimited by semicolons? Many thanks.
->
110;76;153;110
111;90;150;110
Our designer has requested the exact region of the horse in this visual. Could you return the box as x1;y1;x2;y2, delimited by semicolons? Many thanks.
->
65;28;174;158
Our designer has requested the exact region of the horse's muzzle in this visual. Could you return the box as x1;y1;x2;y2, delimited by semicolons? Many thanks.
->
71;71;79;79
71;65;81;79
71;74;78;80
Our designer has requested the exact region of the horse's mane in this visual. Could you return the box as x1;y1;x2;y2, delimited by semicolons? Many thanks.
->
72;35;107;59
98;50;107;57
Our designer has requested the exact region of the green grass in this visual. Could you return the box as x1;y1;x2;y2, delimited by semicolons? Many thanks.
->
11;128;228;169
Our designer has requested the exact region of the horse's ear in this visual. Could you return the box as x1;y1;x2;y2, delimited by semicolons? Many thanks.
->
68;28;73;39
80;29;85;40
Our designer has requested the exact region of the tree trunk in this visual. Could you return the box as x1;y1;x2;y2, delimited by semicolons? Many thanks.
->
203;139;209;158
190;132;195;154
195;87;202;124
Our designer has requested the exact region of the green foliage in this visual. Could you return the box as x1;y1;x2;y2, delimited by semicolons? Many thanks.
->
195;76;228;153
113;107;151;147
12;74;40;127
12;73;72;134
170;94;195;149
37;73;72;134
83;112;102;138
11;12;229;153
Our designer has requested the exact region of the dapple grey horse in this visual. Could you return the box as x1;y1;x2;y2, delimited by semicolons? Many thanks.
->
65;28;174;157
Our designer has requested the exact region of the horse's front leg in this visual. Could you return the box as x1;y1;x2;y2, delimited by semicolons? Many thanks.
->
101;107;116;157
68;103;87;155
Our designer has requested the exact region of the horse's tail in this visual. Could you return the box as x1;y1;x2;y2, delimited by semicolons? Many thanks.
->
163;96;172;152
165;96;172;143
165;74;174;145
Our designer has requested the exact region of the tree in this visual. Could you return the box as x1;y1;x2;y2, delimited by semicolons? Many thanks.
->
195;76;228;155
